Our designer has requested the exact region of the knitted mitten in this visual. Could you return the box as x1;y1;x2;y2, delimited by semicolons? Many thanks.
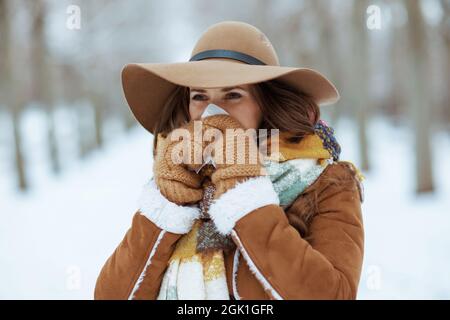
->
153;132;203;205
199;115;266;199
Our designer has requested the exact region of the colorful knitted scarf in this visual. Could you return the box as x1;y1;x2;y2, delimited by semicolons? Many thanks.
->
157;120;347;300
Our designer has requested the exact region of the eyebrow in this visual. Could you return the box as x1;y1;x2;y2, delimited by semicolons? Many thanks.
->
190;86;246;93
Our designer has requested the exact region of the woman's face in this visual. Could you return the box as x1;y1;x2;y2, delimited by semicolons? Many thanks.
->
188;84;262;129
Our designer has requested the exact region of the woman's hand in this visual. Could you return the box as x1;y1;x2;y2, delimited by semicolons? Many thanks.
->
198;114;266;199
153;129;204;205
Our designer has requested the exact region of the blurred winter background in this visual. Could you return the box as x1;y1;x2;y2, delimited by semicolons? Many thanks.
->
0;0;449;299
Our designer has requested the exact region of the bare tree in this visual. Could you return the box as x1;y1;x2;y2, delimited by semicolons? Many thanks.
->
405;0;434;193
440;0;450;126
310;0;345;124
385;0;409;120
351;0;371;172
0;0;28;191
30;0;61;174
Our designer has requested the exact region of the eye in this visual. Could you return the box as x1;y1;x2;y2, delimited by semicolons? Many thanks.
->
192;94;208;101
225;92;242;99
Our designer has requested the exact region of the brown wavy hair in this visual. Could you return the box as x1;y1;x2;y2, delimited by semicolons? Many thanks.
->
152;79;323;236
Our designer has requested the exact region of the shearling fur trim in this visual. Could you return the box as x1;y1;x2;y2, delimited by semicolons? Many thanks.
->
232;249;241;300
231;230;283;300
208;176;279;235
138;179;200;234
128;230;166;300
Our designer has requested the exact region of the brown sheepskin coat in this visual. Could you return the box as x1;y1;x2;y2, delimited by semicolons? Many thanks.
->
94;161;364;300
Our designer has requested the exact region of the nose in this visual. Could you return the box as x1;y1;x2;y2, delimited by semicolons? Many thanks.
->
209;96;225;108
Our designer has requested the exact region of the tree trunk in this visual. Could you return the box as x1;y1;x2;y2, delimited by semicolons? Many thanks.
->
439;0;450;127
311;0;344;125
1;0;28;191
405;0;434;193
352;0;371;172
88;91;105;149
31;0;61;174
12;111;28;191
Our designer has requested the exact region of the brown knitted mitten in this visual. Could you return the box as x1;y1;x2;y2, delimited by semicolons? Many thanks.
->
153;132;203;205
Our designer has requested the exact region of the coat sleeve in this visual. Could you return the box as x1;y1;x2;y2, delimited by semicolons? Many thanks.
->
94;179;200;300
208;163;364;300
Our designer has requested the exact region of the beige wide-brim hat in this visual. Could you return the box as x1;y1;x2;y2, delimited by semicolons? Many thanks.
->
122;21;340;134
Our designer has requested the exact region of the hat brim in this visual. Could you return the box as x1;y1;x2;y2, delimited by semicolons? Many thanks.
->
121;59;340;134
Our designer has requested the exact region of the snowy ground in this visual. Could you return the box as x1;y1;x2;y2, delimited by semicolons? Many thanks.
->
338;118;450;299
0;108;154;299
1;110;449;299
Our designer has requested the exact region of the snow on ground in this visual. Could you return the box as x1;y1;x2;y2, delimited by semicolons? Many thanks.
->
0;108;155;299
1;110;449;299
336;117;450;299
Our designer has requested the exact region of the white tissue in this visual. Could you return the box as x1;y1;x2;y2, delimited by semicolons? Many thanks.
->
200;103;229;119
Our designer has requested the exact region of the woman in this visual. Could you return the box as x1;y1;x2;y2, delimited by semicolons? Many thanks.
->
94;21;365;300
